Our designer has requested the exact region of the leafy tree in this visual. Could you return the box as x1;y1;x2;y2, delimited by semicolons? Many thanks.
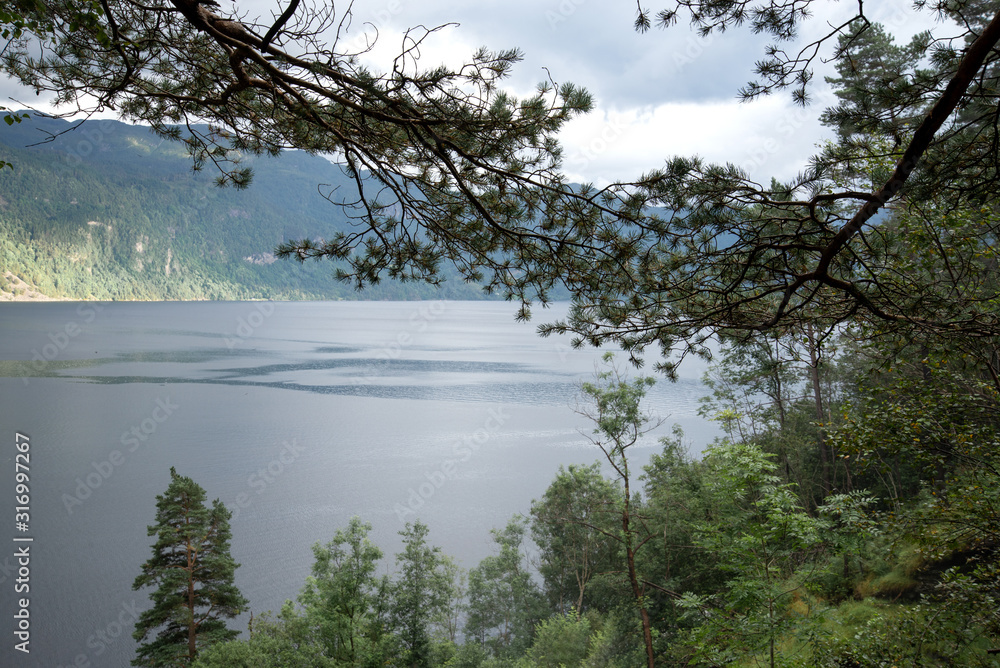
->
132;467;247;667
637;428;724;639
391;520;460;668
677;440;829;668
525;611;592;668
849;197;1000;388
698;329;856;503
575;352;664;668
432;557;466;647
698;332;804;441
191;614;334;668
464;515;546;659
281;517;394;666
442;640;489;668
530;463;619;613
832;358;1000;627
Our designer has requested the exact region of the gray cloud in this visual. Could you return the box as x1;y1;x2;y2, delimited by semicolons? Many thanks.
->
365;0;776;107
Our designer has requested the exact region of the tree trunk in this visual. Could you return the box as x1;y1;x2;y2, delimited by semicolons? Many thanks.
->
626;539;655;668
622;475;656;668
187;538;198;662
806;324;831;495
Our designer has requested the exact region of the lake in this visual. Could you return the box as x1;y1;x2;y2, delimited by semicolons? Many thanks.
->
0;300;718;667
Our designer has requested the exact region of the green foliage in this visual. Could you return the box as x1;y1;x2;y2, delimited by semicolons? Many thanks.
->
465;516;547;659
679;440;830;668
670;326;1000;665
829;357;1000;638
810;599;1000;668
530;463;619;613
0;0;55;40
132;467;247;667
442;641;489;667
638;429;721;613
195;517;466;668
574;615;628;668
697;333;802;442
526;611;592;668
281;517;394;666
580;353;657;457
391;521;461;667
575;353;661;667
191;615;334;668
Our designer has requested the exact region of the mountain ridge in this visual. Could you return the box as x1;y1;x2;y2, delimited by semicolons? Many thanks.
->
0;113;493;301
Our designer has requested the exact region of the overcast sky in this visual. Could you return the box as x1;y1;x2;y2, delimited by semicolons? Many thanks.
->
2;0;944;185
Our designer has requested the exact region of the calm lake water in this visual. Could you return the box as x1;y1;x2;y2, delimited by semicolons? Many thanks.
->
0;300;717;667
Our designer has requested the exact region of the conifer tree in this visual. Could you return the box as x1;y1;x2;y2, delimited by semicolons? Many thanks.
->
132;467;247;667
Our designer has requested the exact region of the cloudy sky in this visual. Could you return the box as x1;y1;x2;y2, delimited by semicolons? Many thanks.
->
2;0;943;185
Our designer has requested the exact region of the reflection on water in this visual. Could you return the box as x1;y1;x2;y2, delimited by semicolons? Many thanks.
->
5;325;708;412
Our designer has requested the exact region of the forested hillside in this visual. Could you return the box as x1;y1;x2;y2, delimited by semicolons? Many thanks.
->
0;114;489;300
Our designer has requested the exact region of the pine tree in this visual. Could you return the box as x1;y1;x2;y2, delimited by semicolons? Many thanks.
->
132;467;247;667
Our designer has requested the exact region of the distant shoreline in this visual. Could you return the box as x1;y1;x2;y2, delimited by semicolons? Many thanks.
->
0;270;480;303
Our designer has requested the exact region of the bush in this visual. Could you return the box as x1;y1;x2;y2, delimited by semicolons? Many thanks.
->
527;612;592;667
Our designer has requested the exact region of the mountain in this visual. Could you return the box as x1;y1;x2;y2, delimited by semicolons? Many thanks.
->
0;113;492;301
